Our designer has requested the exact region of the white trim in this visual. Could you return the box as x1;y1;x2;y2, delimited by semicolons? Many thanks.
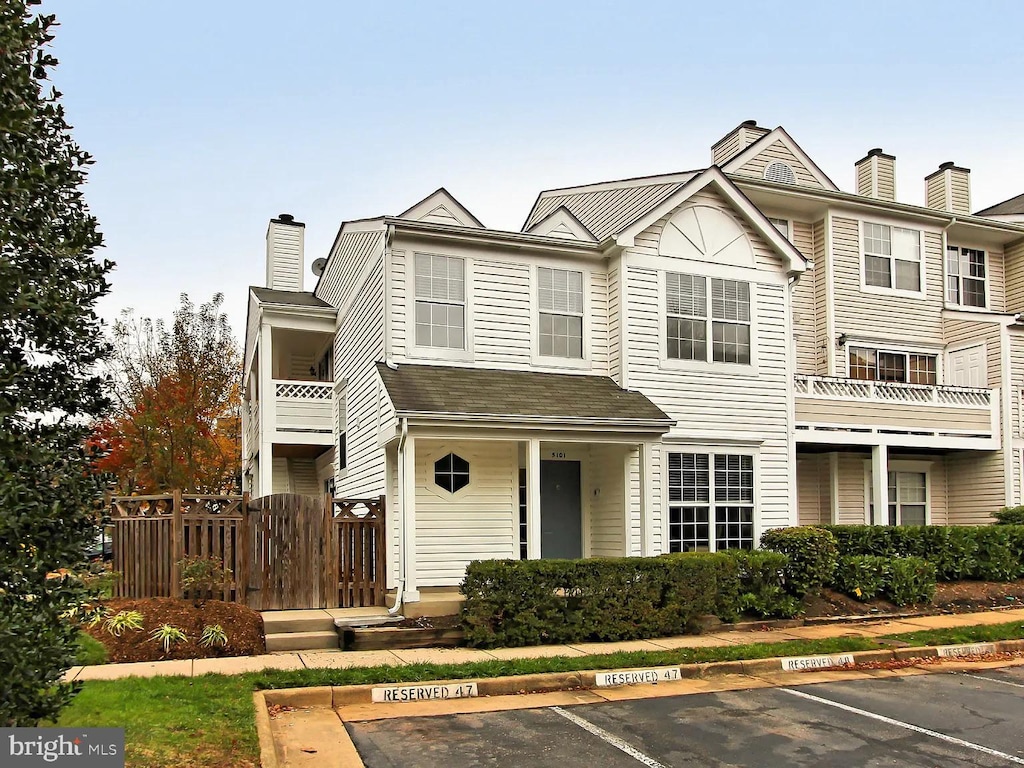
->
405;251;475;363
525;206;598;242
945;243;991;311
720;127;840;192
829;452;840;524
941;308;1018;325
796;426;997;451
398;187;484;229
864;457;933;526
1002;324;1013;506
858;220;926;298
530;263;593;370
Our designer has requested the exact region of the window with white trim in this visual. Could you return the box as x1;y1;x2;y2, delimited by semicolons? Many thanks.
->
767;217;790;240
415;253;465;349
666;273;751;365
868;470;927;526
863;223;921;292
848;346;936;385
434;453;470;493
667;452;754;552
946;246;986;308
538;267;583;358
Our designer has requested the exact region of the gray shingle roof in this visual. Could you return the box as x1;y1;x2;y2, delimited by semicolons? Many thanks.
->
976;193;1024;216
250;287;333;308
376;363;672;427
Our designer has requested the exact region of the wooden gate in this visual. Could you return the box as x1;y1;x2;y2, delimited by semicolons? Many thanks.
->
328;496;387;608
245;493;327;610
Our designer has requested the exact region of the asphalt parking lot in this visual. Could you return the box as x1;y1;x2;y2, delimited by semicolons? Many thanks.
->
347;666;1024;767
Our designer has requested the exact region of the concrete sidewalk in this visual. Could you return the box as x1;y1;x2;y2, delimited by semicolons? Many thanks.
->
65;607;1024;683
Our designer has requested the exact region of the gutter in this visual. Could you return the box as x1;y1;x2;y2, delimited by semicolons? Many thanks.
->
391;416;408;616
394;410;675;429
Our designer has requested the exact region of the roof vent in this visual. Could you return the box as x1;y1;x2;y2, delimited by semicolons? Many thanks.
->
764;161;797;185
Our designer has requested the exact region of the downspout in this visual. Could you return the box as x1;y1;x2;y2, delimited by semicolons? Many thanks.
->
389;416;408;616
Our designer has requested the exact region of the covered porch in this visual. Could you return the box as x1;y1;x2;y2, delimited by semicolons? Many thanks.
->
374;362;674;604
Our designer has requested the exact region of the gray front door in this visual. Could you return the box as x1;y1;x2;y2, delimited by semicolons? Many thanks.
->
541;460;582;559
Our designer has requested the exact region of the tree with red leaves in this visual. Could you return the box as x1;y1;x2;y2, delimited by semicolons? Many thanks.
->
94;293;241;494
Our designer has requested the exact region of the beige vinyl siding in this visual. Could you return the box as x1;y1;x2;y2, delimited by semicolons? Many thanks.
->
877;160;896;202
951;173;970;215
731;140;826;189
285;350;316;380
927;177;946;211
835;453;867;524
795;397;992;433
813;219;828;374
415;440;516;588
588;444;626;557
988;247;1006;312
1012;329;1024;438
832;452;949;525
797;454;831;525
390;248;408;356
472;258;533;369
942;317;1001;387
856;162;872;197
712;132;742;166
1003;239;1024;313
790;220;817;373
831;217;945;352
946;451;1002;524
335;258;386;497
316;229;385;310
266;224;303;291
624;193;792;534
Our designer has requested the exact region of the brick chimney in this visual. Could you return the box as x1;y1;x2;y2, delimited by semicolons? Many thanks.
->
711;120;770;165
266;213;305;291
925;162;971;214
854;148;896;201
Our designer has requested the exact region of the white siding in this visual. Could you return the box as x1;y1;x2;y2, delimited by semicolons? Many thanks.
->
790;220;817;373
317;229;385;312
335;258;387;497
415;440;517;587
588;444;626;557
473;258;533;368
1003;239;1024;313
266;222;303;292
608;262;622;384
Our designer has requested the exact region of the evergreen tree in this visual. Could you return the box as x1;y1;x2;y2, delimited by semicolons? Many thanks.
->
0;0;112;725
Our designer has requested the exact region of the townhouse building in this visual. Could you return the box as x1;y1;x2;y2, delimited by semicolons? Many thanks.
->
241;121;1024;608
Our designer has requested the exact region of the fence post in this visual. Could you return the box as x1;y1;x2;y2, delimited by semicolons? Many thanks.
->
238;492;250;605
170;489;183;598
324;493;337;608
377;494;387;606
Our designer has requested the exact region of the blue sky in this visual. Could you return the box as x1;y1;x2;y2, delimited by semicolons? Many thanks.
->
45;0;1024;338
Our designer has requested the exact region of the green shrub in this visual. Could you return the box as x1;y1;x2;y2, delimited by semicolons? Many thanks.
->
726;551;801;618
834;555;888;601
760;527;838;595
825;525;1024;582
994;506;1024;525
460;554;740;648
178;557;233;603
886;556;936;606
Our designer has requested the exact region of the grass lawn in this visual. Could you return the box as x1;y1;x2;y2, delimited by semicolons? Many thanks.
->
58;619;1024;767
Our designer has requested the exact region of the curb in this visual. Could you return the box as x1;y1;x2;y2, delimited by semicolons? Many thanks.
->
258;641;1024;710
252;691;279;768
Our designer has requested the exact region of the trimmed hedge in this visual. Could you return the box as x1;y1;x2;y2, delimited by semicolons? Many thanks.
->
460;554;741;648
824;525;1024;582
995;506;1024;525
726;550;801;618
834;555;887;601
834;554;936;606
760;526;839;595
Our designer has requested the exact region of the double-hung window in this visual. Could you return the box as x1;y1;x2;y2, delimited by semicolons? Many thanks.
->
863;223;922;292
848;347;936;385
415;254;465;349
538;267;584;358
666;273;751;365
868;469;927;526
667;452;754;552
946;246;986;308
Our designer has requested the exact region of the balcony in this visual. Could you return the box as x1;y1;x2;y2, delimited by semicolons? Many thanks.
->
794;375;998;448
270;379;333;445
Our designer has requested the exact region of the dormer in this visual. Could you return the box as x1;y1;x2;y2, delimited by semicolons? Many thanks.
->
398;188;484;228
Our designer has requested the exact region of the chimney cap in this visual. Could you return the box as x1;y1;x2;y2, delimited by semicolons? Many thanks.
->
856;147;896;164
926;162;971;181
741;119;758;127
271;213;305;227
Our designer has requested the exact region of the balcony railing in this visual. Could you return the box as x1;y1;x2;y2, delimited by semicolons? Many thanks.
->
794;375;992;408
274;379;333;435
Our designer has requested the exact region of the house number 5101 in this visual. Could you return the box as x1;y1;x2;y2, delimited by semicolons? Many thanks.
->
550;451;566;458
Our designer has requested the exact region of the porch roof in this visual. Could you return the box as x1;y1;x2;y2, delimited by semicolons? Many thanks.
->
376;362;673;429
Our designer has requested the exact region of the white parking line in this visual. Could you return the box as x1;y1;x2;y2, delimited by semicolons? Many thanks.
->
782;688;1024;765
550;706;667;768
957;671;1024;690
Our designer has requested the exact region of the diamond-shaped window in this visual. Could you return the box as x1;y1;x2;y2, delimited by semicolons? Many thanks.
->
435;453;470;493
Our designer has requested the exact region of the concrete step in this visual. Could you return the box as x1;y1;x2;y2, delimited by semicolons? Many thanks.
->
262;610;336;635
266;630;339;652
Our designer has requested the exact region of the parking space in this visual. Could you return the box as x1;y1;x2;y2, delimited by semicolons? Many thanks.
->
346;666;1024;767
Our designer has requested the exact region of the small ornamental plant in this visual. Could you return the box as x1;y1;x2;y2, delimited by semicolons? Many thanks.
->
103;610;145;637
178;556;233;605
200;624;228;649
150;624;188;654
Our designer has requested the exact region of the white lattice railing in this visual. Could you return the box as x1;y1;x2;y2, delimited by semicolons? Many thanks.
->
274;379;333;400
795;375;991;408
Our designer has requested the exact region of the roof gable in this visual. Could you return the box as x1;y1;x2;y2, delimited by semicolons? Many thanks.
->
398;187;484;228
722;127;838;192
524;205;597;242
976;192;1024;217
614;167;808;274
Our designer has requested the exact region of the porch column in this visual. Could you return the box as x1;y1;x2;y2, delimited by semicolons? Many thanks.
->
639;442;655;557
402;435;419;601
871;443;889;526
257;324;274;496
526;438;542;559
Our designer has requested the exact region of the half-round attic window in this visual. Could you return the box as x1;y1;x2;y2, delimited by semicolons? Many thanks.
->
764;161;797;185
435;453;470;493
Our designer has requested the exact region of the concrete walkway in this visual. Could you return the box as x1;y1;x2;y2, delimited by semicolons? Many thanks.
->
65;607;1024;682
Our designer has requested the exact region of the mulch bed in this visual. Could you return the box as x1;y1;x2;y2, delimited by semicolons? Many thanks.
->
84;597;265;663
802;579;1024;619
395;614;462;630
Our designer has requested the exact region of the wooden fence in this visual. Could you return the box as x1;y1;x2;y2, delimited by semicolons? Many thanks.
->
110;492;386;609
